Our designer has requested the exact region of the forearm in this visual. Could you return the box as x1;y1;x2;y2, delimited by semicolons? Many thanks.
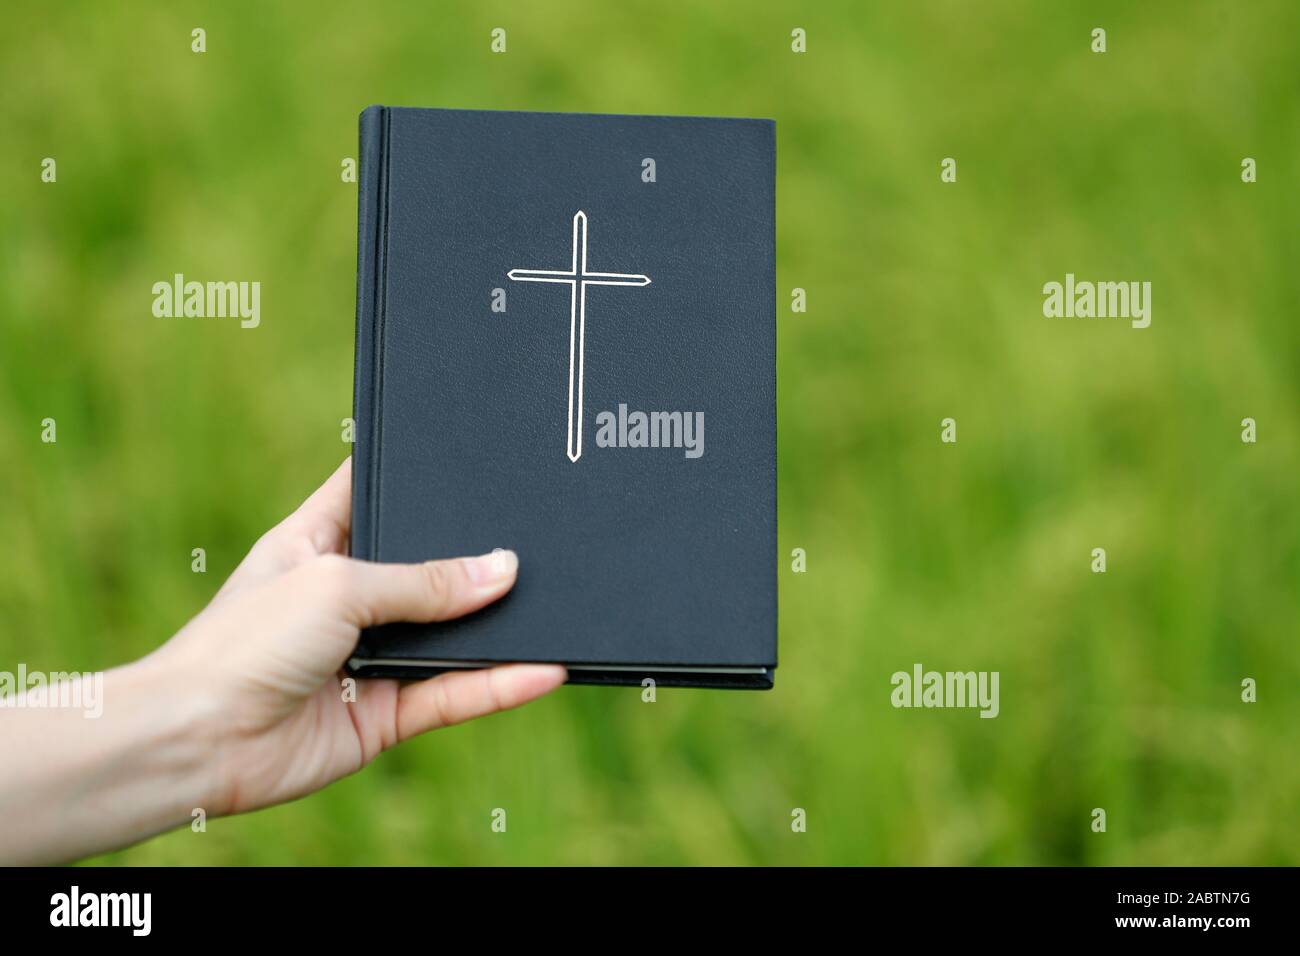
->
0;656;221;865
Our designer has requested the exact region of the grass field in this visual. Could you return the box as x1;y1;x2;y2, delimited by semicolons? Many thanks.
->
1;0;1297;865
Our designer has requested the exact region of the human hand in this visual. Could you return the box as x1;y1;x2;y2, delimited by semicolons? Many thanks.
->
0;458;565;864
153;457;567;817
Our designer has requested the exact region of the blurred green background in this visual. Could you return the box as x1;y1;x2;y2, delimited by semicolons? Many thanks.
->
2;0;1297;865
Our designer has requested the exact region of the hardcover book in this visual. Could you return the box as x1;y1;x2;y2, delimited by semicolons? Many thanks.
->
348;106;776;688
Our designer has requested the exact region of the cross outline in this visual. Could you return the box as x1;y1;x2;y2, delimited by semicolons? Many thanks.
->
507;210;651;462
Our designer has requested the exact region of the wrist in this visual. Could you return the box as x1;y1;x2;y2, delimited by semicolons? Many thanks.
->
125;649;232;821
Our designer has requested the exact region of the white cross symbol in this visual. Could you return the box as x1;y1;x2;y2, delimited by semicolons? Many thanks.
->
508;210;651;462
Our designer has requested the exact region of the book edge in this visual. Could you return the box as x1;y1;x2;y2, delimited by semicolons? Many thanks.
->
351;105;389;567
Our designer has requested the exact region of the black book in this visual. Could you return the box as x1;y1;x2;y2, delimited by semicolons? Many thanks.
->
348;106;776;688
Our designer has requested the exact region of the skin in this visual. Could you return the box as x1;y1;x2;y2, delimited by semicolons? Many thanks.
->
0;458;566;865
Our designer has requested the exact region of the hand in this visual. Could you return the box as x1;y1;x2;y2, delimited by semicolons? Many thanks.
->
154;457;567;816
0;458;565;864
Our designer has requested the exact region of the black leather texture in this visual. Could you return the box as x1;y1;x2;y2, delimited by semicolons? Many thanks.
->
350;106;776;688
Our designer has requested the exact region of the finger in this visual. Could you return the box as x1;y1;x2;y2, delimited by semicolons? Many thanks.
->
219;458;352;597
396;664;568;739
323;549;519;628
289;456;354;554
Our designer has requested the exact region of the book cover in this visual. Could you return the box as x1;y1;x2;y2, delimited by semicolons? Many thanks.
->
348;106;776;688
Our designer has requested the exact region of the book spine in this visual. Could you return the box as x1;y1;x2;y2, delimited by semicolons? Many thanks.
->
350;105;390;562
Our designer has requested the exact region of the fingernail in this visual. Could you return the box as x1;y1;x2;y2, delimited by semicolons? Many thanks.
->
466;548;517;586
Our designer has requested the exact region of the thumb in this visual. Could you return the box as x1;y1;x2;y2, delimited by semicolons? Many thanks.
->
303;550;519;628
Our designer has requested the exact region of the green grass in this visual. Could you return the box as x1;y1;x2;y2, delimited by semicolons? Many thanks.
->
1;0;1297;865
